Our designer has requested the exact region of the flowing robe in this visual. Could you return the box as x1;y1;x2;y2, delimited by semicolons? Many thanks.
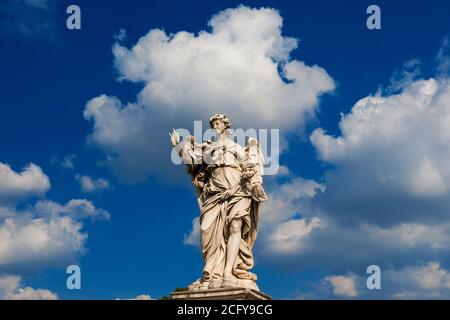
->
178;138;261;283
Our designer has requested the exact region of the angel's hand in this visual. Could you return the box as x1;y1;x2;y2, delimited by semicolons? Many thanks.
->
242;170;253;180
242;163;256;180
251;182;267;202
169;128;180;147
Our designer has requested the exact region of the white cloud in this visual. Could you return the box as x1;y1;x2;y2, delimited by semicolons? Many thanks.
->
267;217;325;253
436;36;450;76
258;206;450;272
254;170;450;273
325;275;358;298
276;165;291;177
0;215;86;272
52;154;76;169
33;199;111;221
0;162;110;274
75;174;111;193
300;262;450;299
388;262;450;291
0;207;15;219
111;6;333;130
114;28;127;42
386;59;421;94
117;294;153;300
184;217;200;247
0;162;50;205
383;262;450;299
84;5;334;183
263;177;325;225
0;275;57;300
252;177;326;256
308;75;450;229
0;198;110;273
367;222;450;250
134;294;152;300
311;78;450;198
61;155;76;169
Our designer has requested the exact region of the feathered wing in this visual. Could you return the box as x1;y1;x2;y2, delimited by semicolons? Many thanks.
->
245;138;268;243
245;138;267;202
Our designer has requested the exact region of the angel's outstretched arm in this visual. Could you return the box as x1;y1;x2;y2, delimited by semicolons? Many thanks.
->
170;130;202;166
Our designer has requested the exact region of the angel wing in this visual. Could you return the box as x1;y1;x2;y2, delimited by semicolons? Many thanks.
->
245;137;267;202
246;137;264;166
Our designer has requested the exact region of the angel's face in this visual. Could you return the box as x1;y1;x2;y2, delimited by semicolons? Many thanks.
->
212;120;226;134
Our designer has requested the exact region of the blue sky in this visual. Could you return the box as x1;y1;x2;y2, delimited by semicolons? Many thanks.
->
1;0;450;299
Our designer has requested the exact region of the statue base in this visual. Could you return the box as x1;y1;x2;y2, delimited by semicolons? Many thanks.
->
170;287;271;300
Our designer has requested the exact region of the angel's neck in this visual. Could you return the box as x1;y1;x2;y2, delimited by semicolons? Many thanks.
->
215;132;229;142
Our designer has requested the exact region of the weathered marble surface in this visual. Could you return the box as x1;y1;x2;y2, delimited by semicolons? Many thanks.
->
170;114;268;292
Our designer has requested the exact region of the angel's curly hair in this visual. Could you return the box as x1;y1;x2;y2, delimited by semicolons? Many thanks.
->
209;113;232;129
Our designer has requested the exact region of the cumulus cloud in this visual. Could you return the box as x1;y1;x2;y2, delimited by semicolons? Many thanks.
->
0;275;57;300
0;198;110;274
0;161;110;275
325;275;358;298
184;217;200;247
134;294;152;300
254;173;450;272
385;262;450;299
84;5;334;183
0;162;50;205
111;6;333;130
262;177;325;226
276;165;291;177
52;154;76;169
117;294;153;300
267;217;325;253
304;262;450;299
33;199;111;221
75;174;111;193
366;222;450;250
386;59;422;94
310;77;450;226
256;177;326;255
0;214;86;273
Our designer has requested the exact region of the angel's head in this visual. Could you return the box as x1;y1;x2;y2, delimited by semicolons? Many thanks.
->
209;113;232;134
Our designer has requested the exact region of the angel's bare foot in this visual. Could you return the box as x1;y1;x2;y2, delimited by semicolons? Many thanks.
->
187;278;209;291
221;275;239;288
208;278;222;289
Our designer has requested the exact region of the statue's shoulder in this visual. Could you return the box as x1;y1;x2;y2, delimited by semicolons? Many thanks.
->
228;139;244;147
200;140;214;147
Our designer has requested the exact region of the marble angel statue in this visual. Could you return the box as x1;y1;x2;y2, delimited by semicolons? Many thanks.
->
169;114;267;291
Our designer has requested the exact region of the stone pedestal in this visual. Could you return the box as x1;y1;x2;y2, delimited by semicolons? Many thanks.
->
171;287;271;300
